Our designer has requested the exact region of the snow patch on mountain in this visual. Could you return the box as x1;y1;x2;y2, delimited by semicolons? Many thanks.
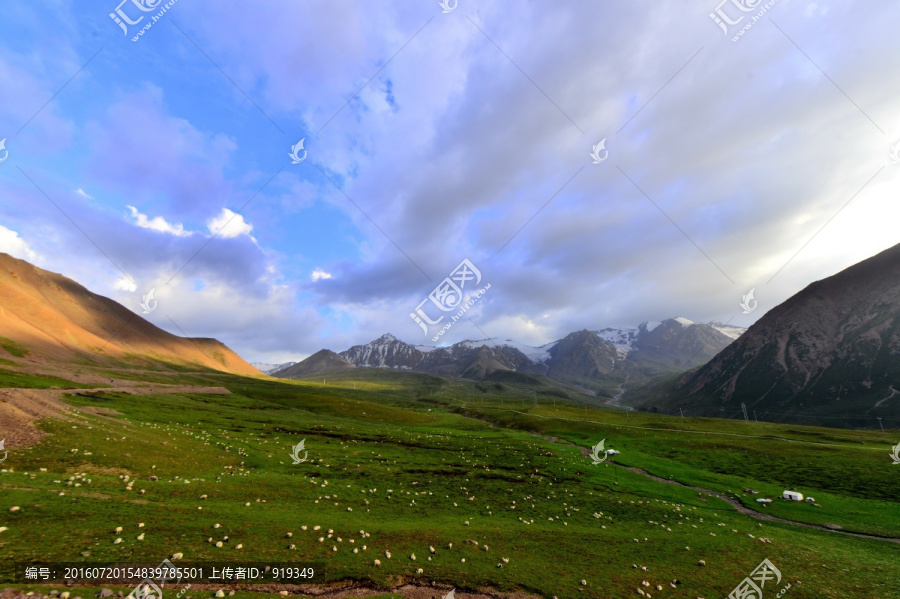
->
595;327;640;357
252;362;297;374
641;321;662;332
708;322;745;340
320;317;747;376
498;340;555;363
452;339;554;363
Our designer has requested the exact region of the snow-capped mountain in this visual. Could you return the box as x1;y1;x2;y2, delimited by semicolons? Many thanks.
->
273;318;745;398
595;326;642;357
340;334;426;369
251;361;297;375
339;333;537;379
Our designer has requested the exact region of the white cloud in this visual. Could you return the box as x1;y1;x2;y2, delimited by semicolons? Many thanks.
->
0;225;38;263
311;268;333;282
137;276;324;363
113;276;138;292
7;1;900;359
75;188;93;199
208;208;253;239
127;205;189;237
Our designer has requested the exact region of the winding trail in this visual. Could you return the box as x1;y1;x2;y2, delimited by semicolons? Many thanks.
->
619;464;900;544
495;421;900;544
872;385;899;410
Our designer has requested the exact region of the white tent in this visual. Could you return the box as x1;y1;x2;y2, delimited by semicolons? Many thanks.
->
782;490;804;501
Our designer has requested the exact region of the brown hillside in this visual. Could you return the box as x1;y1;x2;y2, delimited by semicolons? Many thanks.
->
0;253;259;376
661;242;900;427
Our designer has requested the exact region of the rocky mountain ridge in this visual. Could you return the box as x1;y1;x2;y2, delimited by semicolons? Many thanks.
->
653;242;900;427
274;319;743;397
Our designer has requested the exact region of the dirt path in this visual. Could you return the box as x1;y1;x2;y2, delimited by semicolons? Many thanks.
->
519;429;900;544
552;438;900;544
871;385;899;410
620;464;900;543
458;409;900;544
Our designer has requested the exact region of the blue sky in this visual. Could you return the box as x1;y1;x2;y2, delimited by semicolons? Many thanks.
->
1;0;899;363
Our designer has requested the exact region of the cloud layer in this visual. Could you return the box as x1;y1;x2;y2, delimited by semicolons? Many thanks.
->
1;0;899;361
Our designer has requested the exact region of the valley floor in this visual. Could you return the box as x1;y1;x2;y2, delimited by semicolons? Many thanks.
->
1;366;898;598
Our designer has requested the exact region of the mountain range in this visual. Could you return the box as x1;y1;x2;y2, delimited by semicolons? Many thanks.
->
273;318;745;398
4;239;898;429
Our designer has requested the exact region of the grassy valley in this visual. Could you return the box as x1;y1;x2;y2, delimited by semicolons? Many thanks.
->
2;364;898;598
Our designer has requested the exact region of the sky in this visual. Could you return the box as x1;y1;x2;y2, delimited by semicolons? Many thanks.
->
1;0;899;363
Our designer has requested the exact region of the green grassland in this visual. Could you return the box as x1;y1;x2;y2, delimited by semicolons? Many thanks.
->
0;337;30;358
0;367;96;390
0;366;898;598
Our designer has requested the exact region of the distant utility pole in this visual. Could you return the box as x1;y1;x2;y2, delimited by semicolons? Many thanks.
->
741;402;749;424
877;417;884;432
754;410;757;422
679;408;684;419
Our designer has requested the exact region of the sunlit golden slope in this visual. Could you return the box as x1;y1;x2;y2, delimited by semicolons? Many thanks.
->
0;253;260;375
